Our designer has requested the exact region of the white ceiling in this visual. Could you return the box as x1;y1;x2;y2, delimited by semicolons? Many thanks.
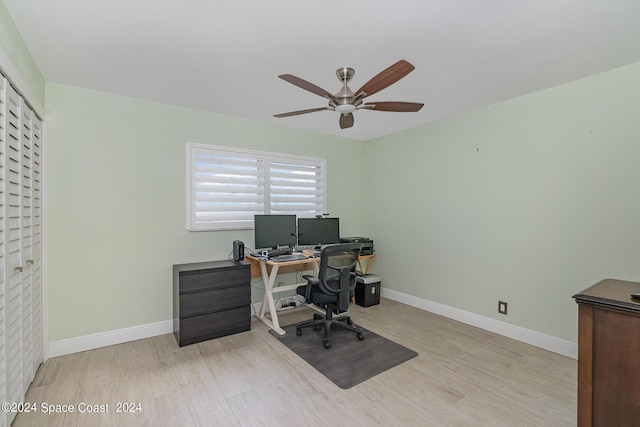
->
4;0;640;141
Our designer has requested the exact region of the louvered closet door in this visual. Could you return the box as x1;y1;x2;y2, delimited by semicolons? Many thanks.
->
0;74;8;427
30;116;42;378
20;107;33;393
6;81;23;422
0;73;43;427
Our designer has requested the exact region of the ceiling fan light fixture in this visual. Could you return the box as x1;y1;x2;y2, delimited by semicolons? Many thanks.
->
335;104;356;113
274;60;422;129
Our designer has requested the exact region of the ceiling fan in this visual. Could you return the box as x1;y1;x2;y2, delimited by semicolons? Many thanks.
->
274;59;424;129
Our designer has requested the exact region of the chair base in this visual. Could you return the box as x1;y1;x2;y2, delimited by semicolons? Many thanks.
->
296;309;364;349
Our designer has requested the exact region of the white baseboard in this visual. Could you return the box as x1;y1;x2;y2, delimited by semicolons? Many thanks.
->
48;320;173;358
48;295;577;360
381;288;577;359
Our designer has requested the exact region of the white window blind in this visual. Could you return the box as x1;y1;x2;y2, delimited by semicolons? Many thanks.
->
187;144;327;231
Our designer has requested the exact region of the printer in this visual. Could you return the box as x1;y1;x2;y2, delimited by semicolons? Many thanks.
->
340;237;374;255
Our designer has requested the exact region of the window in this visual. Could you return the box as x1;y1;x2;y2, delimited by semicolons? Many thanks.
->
187;143;327;231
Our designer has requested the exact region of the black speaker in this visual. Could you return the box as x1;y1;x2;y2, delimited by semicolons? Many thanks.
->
233;240;244;262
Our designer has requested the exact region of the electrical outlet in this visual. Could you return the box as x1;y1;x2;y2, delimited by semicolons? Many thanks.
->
498;301;508;315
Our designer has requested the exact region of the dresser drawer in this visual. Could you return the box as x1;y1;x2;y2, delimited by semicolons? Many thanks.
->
180;285;250;318
178;306;251;345
179;267;250;293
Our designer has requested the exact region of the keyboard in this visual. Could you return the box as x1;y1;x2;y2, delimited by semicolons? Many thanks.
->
270;254;309;262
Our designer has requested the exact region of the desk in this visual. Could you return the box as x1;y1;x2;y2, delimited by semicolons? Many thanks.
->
246;253;320;335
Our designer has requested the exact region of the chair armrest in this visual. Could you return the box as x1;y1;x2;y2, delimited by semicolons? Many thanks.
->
301;274;320;301
302;275;320;286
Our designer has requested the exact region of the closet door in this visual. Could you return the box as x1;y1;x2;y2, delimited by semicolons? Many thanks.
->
20;107;42;388
21;107;33;393
31;116;42;377
0;73;8;427
0;72;43;427
6;81;23;423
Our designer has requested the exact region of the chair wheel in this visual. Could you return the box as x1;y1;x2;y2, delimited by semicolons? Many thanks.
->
347;318;353;325
357;333;364;341
323;340;331;349
296;328;302;336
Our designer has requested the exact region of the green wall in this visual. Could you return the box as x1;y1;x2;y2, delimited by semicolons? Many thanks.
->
365;62;640;342
45;83;366;341
4;5;640;346
0;1;44;105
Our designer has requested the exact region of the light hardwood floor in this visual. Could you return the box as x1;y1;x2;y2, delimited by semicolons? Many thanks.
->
14;298;576;426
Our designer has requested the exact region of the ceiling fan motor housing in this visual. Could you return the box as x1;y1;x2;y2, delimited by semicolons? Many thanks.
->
333;67;357;111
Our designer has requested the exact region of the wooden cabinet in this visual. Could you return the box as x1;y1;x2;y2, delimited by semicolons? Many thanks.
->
173;260;251;346
573;279;640;427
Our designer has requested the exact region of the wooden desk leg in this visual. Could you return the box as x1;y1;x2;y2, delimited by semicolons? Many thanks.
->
313;262;319;276
257;262;286;335
258;261;270;318
357;255;375;275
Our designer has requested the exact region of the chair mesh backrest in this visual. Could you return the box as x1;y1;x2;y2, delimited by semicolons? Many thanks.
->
318;243;362;312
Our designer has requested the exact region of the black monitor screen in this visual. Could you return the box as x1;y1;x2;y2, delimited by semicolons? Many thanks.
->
297;217;340;246
254;215;297;250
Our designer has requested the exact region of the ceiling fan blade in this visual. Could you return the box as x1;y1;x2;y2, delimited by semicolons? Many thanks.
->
274;107;329;118
339;113;354;129
278;74;336;99
363;101;424;112
356;60;415;98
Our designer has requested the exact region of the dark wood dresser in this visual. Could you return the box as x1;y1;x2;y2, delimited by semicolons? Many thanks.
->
173;260;251;346
573;279;640;426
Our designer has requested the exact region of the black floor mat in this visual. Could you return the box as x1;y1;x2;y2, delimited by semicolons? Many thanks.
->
270;322;418;389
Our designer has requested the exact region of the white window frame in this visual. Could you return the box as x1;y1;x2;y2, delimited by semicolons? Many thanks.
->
186;143;328;231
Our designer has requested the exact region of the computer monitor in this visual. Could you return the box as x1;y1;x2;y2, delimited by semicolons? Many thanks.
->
297;217;340;247
254;214;297;250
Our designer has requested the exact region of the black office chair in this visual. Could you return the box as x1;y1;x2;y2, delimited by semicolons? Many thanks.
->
295;243;364;349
